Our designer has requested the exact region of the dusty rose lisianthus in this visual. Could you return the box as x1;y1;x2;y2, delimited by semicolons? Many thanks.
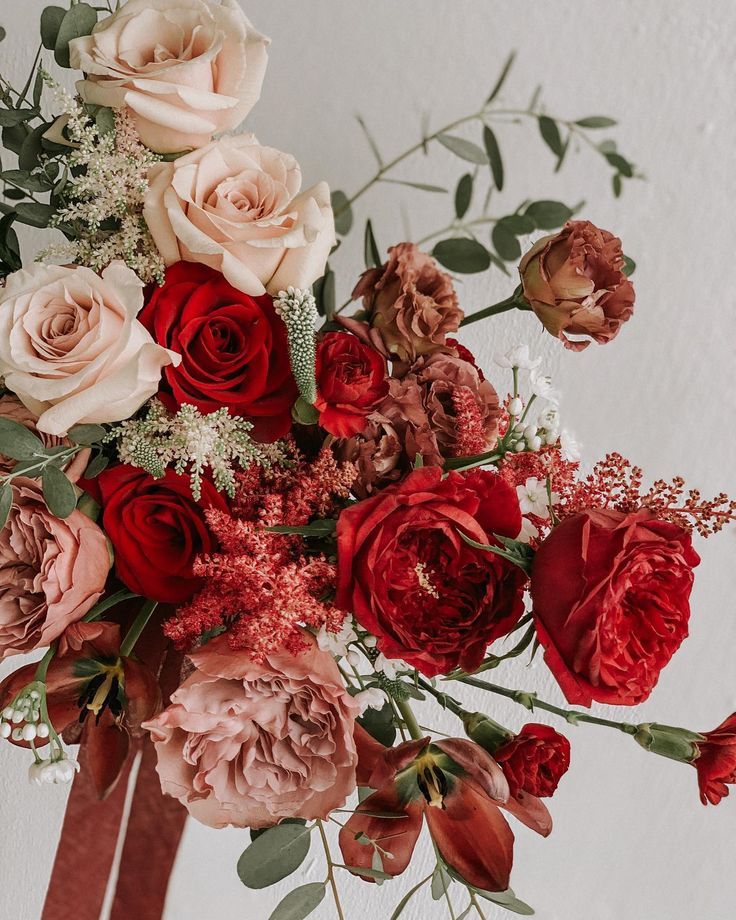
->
69;0;269;154
144;632;360;828
143;134;334;296
0;478;111;659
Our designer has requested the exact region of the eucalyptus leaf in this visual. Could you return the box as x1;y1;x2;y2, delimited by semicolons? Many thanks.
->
358;701;396;747
492;222;522;261
236;822;312;889
292;396;320;426
268;519;336;538
431;863;452;901
312;266;335;319
67;423;106;446
486;51;516;104
95;107;115;136
3;123;29;156
0;481;12;530
524;200;573;230
54;3;97;69
575;115;617;128
499;214;535;236
482;125;504;190
537;115;563;157
0;109;39;127
14;202;55;228
41;6;66;50
0;170;53;192
3;189;25;201
380;178;447;194
454;173;472;219
622;254;636;277
604;151;634;177
343;864;393;881
612;173;622;198
364;218;381;268
18;123;47;172
267;883;326;920
0;27;5;43
432;238;490;274
0;418;45;460
83;452;109;479
437;134;488;165
331;190;353;236
42;465;77;519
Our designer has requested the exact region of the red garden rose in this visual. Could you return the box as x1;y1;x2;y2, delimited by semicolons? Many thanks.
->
139;262;297;441
530;508;700;706
93;465;229;604
336;466;526;677
693;713;736;805
314;332;388;438
494;723;571;798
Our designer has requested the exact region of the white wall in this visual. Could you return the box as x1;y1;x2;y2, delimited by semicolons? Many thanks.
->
1;1;735;918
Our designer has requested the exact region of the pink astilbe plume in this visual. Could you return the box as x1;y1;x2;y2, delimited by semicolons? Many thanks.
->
451;385;490;456
164;447;357;660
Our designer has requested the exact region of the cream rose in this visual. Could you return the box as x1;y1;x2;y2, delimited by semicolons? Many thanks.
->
143;134;335;296
0;262;180;437
69;0;269;154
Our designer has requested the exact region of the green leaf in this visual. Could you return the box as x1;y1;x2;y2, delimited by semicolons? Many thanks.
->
82;452;109;479
0;481;12;530
0;212;21;274
13;202;55;228
343;865;394;881
0;418;45;460
475;888;535;915
0;109;39;127
268;883;326;920
622;254;636;277
364;218;381;268
358;701;396;747
42;465;77;519
0;26;5;43
491;222;521;261
0;170;52;192
612;173;622;198
95;106;115;135
458;530;534;575
19;123;48;172
432;238;490;274
604;152;634;177
575;116;617;128
312;266;335;319
41;6;66;50
537;115;563;157
356;114;383;167
454;173;472;219
292;396;320;426
236;823;312;890
431;864;452;901
268;519;336;538
482;125;504;191
67;424;106;446
389;875;432;920
54;3;97;69
3;188;25;201
2;123;29;156
499;214;535;236
524;200;573;230
437;134;488;165
331;190;353;236
486;51;516;104
380;178;447;194
32;71;44;110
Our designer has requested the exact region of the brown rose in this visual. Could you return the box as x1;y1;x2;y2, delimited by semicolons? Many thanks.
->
518;220;635;350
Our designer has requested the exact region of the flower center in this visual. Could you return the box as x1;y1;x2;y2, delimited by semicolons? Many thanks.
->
414;753;448;809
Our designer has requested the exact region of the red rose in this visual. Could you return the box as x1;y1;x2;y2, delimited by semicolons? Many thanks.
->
693;713;736;805
139;262;297;441
314;332;388;438
530;508;700;706
494;723;571;798
94;465;228;604
336;466;526;677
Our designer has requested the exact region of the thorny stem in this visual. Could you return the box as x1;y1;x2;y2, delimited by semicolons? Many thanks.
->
451;675;638;735
119;600;157;658
317;819;346;920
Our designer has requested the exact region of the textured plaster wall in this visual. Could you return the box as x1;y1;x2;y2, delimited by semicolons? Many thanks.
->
1;1;735;918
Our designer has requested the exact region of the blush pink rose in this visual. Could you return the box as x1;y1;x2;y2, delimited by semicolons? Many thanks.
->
143;134;335;296
144;632;360;828
0;262;179;436
0;478;111;659
69;0;269;154
0;395;90;481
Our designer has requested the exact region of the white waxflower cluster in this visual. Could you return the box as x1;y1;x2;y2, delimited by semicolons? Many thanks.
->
36;71;165;284
273;287;319;405
1;687;50;743
111;399;285;500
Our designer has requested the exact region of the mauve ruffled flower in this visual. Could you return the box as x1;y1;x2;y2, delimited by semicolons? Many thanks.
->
0;394;89;481
0;478;111;659
351;243;463;361
144;632;360;828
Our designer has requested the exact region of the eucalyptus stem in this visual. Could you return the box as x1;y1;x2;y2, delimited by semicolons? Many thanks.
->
451;675;638;735
0;446;80;485
119;599;157;658
317;819;346;920
396;697;423;741
459;288;529;328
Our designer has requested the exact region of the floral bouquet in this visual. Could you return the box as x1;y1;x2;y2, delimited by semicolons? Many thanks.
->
0;2;734;919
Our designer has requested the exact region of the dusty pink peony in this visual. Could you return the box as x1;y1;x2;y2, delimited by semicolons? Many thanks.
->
0;478;110;659
144;632;360;828
0;395;90;481
69;0;269;154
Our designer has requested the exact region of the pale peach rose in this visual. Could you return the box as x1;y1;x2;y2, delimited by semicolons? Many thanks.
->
0;478;110;659
143;134;335;296
0;262;180;437
144;632;360;828
69;0;269;154
0;395;90;481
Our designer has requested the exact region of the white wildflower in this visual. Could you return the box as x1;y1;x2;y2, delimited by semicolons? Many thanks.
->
354;688;387;714
529;368;561;405
374;653;401;680
28;756;80;786
273;287;319;405
560;429;582;462
494;344;542;370
516;477;558;518
316;615;359;659
517;517;540;544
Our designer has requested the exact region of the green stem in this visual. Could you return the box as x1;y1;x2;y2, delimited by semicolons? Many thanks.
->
396;697;423;740
0;446;80;485
451;675;638;734
459;289;529;328
119;600;157;658
82;588;138;622
415;677;465;718
317;819;346;920
34;643;57;683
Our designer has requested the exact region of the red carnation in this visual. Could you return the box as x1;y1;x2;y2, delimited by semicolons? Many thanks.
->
139;262;297;441
94;465;228;604
494;723;571;798
693;713;736;805
336;466;526;677
531;508;699;706
314;332;388;438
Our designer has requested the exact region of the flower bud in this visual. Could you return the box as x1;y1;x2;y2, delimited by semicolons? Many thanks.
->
634;723;704;763
508;397;523;417
462;711;514;754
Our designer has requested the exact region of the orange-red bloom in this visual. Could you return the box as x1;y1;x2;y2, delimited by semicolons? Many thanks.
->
693;713;736;805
